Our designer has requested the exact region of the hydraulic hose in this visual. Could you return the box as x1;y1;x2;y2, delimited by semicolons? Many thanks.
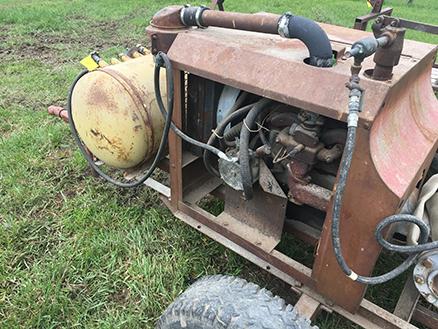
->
67;68;173;188
203;102;257;177
154;52;231;162
239;98;272;199
331;83;437;285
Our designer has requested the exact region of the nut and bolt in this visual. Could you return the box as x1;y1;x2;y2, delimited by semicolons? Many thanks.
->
415;275;425;284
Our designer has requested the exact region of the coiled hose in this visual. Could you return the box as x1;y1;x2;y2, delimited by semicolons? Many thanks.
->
332;86;438;284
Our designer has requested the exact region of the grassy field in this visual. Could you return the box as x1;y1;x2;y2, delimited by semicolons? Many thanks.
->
1;0;437;328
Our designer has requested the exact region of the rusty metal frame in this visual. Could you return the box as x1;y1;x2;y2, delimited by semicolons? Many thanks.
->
353;0;438;36
141;67;438;328
142;6;438;328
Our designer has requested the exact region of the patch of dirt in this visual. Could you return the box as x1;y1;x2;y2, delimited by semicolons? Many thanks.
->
109;288;131;305
0;16;147;66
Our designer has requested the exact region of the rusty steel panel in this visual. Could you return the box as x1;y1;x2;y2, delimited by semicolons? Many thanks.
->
167;27;436;128
218;184;286;252
312;127;402;313
371;57;438;199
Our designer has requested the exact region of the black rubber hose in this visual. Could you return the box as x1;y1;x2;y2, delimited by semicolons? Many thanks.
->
154;53;230;162
223;122;243;146
203;102;257;177
239;98;272;199
331;87;436;285
67;63;173;188
286;15;333;67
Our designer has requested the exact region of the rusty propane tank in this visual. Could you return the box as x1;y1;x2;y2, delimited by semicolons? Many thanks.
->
70;54;165;169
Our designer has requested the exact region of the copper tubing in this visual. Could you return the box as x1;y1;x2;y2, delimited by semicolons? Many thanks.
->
201;10;280;34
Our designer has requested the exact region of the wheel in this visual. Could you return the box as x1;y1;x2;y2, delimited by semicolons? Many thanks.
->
156;275;317;329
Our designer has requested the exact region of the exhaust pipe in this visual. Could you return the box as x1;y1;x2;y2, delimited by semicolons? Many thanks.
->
179;6;333;67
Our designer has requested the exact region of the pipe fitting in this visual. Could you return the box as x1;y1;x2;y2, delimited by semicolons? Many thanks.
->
180;6;209;28
277;13;334;67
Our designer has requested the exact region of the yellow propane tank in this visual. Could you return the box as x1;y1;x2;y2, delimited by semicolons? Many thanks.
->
71;54;165;169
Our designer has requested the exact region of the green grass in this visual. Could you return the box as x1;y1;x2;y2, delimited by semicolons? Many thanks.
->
0;0;437;328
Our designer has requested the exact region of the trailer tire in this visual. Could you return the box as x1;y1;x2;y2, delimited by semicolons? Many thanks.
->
156;275;317;329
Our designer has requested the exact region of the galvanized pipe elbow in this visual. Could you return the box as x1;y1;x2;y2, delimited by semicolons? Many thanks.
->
278;13;333;67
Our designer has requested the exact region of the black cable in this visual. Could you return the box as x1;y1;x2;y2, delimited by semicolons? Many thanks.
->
67;62;173;188
331;86;435;285
154;52;230;162
239;98;272;199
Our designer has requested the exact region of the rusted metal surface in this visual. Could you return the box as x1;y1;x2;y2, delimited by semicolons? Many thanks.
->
146;6;188;54
169;69;183;210
370;56;438;200
218;184;286;252
144;8;438;327
412;305;438;328
398;18;438;35
167;27;436;128
150;5;185;29
294;294;321;321
287;162;332;212
371;16;406;81
202;10;280;34
354;8;393;31
393;278;420;322
161;195;421;329
48;105;68;122
313;126;402;313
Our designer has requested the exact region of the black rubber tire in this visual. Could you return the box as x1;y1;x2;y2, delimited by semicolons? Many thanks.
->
156;275;317;329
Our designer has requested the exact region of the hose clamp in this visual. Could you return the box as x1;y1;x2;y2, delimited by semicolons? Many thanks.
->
195;6;209;28
278;12;293;38
180;5;190;26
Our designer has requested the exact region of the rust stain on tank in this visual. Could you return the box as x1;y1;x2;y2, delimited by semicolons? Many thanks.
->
89;128;130;161
102;68;155;149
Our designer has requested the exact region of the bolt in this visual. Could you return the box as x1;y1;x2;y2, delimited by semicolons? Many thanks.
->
375;17;382;24
422;258;434;269
152;34;158;40
390;20;397;27
415;275;425;284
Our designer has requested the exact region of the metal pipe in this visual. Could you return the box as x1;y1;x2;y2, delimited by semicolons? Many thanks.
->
202;10;279;34
180;6;333;67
